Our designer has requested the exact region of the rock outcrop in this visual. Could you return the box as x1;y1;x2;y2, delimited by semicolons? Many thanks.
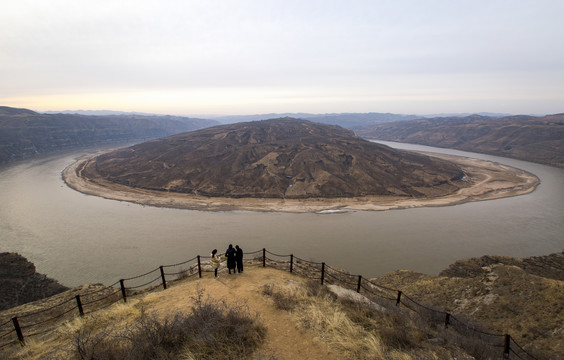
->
374;250;564;358
0;253;68;311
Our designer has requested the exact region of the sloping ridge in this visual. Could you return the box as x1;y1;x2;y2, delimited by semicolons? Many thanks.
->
0;106;218;164
83;118;467;199
355;113;564;168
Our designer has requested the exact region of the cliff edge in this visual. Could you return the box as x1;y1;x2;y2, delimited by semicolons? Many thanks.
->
0;253;68;311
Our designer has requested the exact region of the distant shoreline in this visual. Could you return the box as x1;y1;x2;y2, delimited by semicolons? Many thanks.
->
62;150;539;213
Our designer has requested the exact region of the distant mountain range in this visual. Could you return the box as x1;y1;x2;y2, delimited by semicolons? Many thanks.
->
356;114;564;168
207;112;422;127
43;109;162;117
0;106;218;164
2;106;562;168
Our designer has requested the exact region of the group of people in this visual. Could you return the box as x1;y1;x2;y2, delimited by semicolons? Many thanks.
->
210;244;243;278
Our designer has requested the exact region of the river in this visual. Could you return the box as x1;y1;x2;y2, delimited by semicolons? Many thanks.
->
0;142;562;287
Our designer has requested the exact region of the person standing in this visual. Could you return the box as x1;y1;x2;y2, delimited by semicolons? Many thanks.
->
211;249;220;278
225;244;236;274
235;245;244;274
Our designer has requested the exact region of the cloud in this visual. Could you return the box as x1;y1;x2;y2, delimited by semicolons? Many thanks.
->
1;0;563;114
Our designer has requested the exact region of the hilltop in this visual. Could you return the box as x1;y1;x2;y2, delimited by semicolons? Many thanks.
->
0;106;218;164
355;113;564;168
2;251;562;359
64;118;538;212
80;118;467;199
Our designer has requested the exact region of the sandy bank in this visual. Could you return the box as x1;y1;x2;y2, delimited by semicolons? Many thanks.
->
62;150;539;213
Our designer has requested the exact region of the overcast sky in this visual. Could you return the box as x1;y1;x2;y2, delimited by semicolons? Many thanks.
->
1;0;563;116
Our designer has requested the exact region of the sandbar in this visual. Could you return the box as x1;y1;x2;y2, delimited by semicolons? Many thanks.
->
62;150;539;213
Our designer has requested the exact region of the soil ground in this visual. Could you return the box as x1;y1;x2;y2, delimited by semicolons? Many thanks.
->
142;266;339;360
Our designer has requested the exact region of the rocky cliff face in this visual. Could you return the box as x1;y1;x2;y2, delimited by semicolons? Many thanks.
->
82;118;468;199
0;253;68;311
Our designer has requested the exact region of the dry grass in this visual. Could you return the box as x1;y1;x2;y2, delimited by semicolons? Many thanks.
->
260;279;472;360
375;264;563;359
3;266;500;360
7;290;267;360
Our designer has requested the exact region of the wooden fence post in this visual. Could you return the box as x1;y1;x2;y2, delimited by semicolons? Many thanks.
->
262;248;266;267
444;313;450;328
290;254;294;273
119;279;127;303
503;334;511;358
357;275;362;293
12;317;24;343
320;262;325;285
160;266;167;290
396;290;402;307
197;256;202;278
75;295;84;316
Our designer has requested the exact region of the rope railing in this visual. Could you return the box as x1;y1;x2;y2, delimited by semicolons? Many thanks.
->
0;319;13;328
293;255;323;265
20;305;77;330
359;282;396;301
79;283;120;298
17;296;75;319
164;269;198;277
0;248;541;359
122;267;160;281
82;289;121;307
362;277;396;293
0;339;18;350
161;256;198;268
510;338;539;360
84;295;122;315
449;314;504;338
0;329;14;340
265;250;292;257
125;275;162;290
245;249;263;255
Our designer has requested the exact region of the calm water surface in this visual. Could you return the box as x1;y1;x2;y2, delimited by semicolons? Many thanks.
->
0;142;562;287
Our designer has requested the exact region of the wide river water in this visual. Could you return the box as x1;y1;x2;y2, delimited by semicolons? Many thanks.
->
0;142;562;287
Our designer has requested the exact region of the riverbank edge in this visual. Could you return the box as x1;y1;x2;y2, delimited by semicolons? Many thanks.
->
62;150;540;213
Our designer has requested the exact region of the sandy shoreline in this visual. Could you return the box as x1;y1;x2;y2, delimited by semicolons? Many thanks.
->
62;150;540;213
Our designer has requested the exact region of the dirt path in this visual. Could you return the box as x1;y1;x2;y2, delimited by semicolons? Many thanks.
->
142;266;338;360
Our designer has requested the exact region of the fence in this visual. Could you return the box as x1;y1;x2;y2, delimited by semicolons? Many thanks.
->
0;248;538;359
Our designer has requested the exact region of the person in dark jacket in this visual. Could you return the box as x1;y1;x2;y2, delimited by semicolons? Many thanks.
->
225;244;236;274
235;245;244;274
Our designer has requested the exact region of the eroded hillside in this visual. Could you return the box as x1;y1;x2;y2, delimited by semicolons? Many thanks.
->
82;118;468;199
356;114;564;168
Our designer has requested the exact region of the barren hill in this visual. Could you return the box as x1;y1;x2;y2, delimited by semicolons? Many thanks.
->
355;113;564;168
0;106;218;164
82;118;468;199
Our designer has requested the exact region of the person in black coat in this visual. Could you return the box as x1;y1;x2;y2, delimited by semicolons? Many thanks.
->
225;244;236;274
235;245;244;274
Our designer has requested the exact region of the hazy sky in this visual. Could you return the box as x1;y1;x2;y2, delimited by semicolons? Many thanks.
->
1;0;563;116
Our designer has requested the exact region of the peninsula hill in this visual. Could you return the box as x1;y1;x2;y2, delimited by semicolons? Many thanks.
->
77;118;467;198
66;118;538;212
